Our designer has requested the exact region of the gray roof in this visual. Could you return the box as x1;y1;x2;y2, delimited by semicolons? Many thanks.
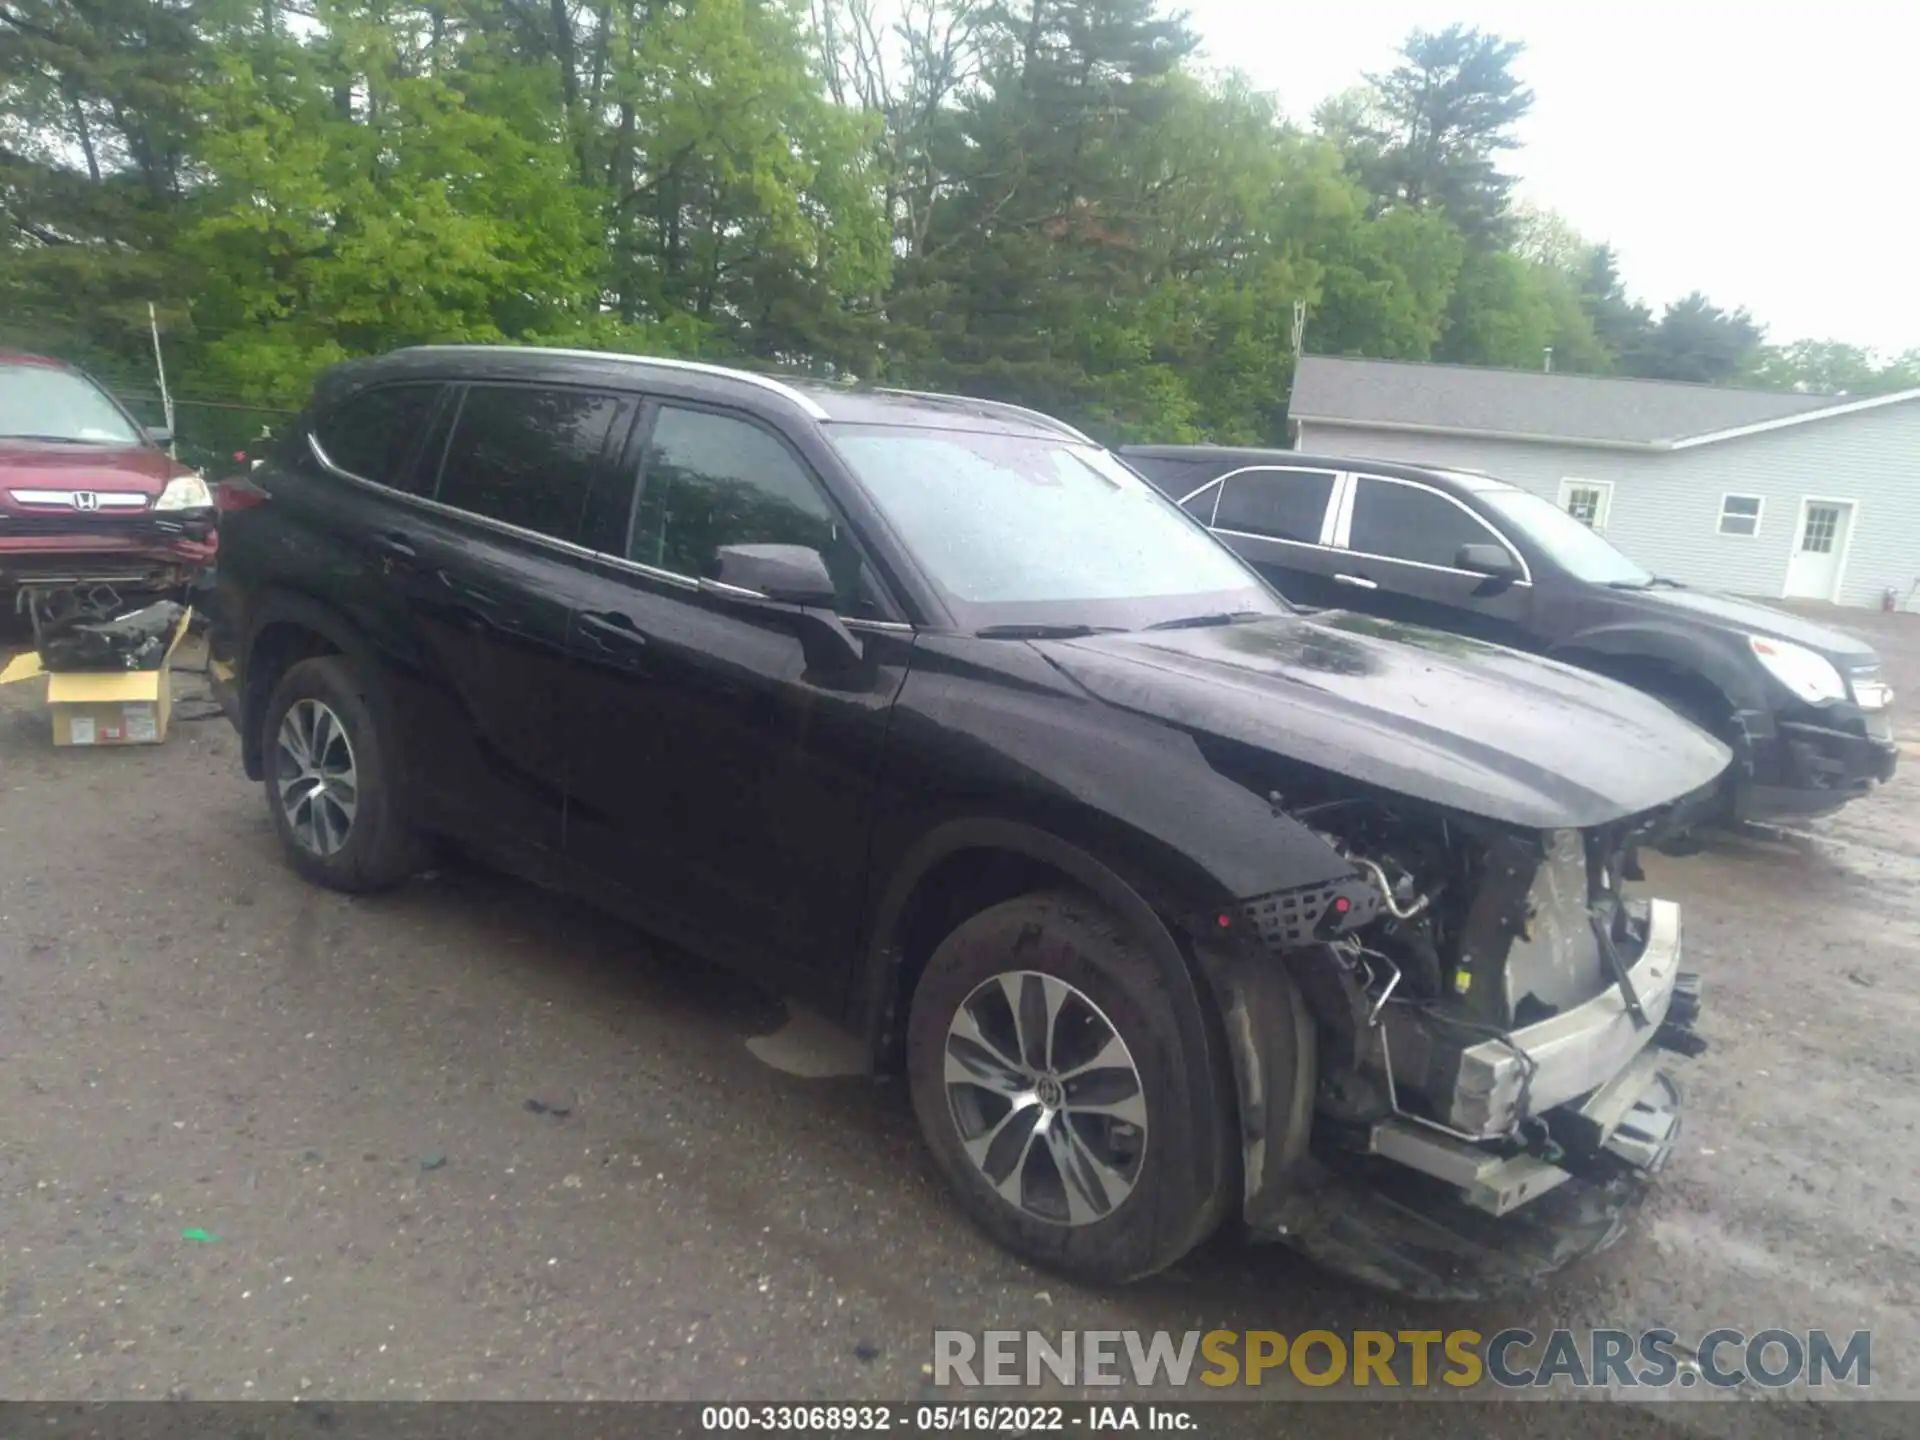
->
1290;355;1842;448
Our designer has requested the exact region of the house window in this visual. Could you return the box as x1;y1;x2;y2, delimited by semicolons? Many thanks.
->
1558;479;1613;531
1718;494;1764;537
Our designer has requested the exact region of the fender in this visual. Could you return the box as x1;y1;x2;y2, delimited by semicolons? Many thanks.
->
236;586;405;779
858;814;1313;1235
1549;619;1764;713
856;816;1219;1068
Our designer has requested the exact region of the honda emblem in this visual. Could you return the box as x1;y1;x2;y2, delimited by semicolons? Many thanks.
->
71;491;100;512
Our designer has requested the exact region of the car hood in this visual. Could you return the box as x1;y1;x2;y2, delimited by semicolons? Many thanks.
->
1036;612;1733;831
0;440;184;511
1604;585;1879;663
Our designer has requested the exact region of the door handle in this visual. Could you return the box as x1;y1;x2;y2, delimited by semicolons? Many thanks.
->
577;611;649;649
373;532;417;560
1334;573;1378;591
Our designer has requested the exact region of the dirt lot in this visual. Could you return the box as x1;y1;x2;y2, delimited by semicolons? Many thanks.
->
2;603;1917;1434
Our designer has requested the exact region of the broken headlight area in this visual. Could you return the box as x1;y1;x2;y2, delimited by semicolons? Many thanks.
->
1226;791;1706;1284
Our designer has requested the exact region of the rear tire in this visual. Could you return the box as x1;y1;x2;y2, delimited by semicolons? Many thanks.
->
906;890;1234;1283
261;655;420;892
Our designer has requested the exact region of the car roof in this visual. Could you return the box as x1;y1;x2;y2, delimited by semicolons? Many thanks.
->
322;346;1089;443
0;351;76;371
1118;444;1519;494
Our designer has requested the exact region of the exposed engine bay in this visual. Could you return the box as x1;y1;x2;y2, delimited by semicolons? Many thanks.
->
1222;779;1710;1298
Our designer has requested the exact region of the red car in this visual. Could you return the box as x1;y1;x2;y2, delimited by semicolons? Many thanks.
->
0;351;218;630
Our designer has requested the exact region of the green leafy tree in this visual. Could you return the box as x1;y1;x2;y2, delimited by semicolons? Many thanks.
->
1751;339;1920;396
1630;290;1766;385
1356;24;1534;248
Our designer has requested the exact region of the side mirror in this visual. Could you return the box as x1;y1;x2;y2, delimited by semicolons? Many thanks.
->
699;543;866;677
144;425;172;447
1456;543;1518;577
706;543;839;609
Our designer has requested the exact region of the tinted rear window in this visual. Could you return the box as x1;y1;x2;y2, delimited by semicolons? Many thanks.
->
1214;469;1338;543
312;384;440;489
434;385;622;541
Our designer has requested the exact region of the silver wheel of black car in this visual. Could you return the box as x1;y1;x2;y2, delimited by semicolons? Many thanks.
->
276;698;359;856
907;891;1236;1283
262;655;421;894
944;970;1149;1226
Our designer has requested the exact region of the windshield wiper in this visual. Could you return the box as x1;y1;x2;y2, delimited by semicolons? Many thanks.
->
1607;576;1685;591
0;433;114;445
1648;575;1686;589
1145;610;1268;631
974;623;1122;640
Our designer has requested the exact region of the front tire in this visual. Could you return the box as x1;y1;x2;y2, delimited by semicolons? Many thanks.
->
261;655;420;892
906;890;1234;1283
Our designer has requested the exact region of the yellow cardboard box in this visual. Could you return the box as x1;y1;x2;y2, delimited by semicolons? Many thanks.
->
0;607;190;746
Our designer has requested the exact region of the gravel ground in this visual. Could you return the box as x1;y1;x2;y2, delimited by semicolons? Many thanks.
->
2;604;1917;1438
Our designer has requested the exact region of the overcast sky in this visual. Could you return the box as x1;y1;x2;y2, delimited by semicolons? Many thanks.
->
1182;0;1917;357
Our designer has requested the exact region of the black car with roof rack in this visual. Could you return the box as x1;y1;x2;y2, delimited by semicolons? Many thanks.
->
205;346;1726;1297
1122;445;1897;828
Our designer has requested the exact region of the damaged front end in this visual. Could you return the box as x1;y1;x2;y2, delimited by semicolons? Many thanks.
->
1199;784;1709;1300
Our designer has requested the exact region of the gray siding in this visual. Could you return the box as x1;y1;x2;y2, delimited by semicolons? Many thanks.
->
1296;400;1920;609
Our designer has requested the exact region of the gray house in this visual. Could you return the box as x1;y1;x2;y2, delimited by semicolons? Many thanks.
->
1288;356;1920;609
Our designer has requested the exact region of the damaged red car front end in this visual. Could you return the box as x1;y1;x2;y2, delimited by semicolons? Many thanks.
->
0;353;218;627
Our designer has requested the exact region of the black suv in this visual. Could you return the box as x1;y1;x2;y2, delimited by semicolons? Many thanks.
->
1123;446;1898;825
208;347;1725;1296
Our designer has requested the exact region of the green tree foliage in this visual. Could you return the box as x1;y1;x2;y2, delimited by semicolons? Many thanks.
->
1353;24;1535;248
0;0;1907;446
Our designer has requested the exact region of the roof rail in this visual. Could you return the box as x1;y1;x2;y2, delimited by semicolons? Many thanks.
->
396;345;830;420
870;386;1094;444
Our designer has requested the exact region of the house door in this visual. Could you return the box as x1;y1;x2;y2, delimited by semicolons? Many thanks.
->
1783;499;1854;601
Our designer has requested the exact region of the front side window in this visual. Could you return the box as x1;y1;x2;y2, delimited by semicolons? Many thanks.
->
629;405;858;607
0;364;142;445
1482;488;1651;586
1349;477;1508;571
828;425;1283;630
1214;469;1338;544
312;384;440;489
435;386;621;541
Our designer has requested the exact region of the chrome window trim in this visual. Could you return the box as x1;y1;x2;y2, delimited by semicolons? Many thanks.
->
395;346;831;420
1177;464;1344;545
308;432;917;631
1341;472;1535;586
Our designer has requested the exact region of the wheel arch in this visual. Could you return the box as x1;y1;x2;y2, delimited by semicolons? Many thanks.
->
859;814;1316;1242
238;590;378;780
854;817;1222;1072
1549;625;1754;731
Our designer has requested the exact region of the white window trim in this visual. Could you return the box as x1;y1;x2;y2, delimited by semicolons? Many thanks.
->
1557;477;1614;532
1716;492;1765;539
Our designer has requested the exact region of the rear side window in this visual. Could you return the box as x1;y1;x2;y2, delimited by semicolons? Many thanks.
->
629;404;857;605
1214;469;1338;543
1349;477;1502;569
312;384;439;489
435;385;622;542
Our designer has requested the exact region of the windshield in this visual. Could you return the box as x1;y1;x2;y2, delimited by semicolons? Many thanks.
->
829;425;1286;630
1480;488;1653;587
0;365;144;445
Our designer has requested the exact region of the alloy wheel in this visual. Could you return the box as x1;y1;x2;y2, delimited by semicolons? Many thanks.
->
275;698;359;856
942;970;1149;1226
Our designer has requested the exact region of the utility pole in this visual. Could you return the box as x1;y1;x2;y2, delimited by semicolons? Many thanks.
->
1291;300;1307;360
148;302;176;458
